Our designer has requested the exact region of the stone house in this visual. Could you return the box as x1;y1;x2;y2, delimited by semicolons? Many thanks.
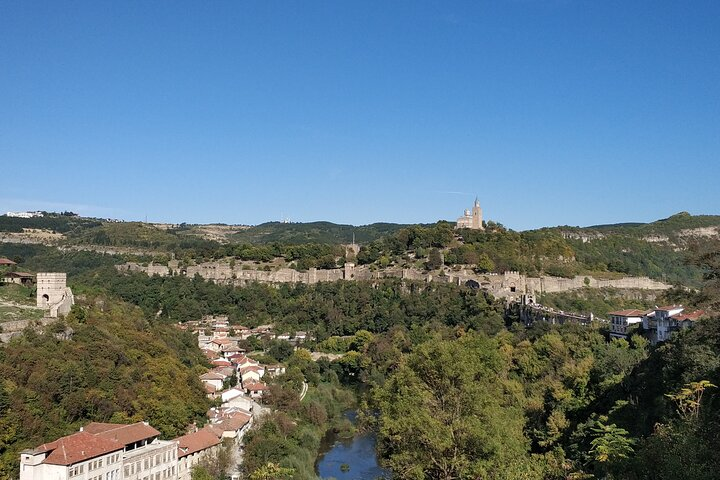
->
1;271;34;286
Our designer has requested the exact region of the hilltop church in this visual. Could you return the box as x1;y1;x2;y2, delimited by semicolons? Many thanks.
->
456;198;484;230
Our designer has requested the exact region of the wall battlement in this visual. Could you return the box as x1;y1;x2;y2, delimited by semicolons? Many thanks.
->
116;261;672;297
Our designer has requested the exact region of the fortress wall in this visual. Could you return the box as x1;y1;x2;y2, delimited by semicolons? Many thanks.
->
120;261;672;296
0;316;56;343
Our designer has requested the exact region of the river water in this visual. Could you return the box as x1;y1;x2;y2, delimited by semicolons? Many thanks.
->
315;412;391;480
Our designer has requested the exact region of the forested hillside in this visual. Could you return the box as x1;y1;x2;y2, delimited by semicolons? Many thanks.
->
0;299;209;480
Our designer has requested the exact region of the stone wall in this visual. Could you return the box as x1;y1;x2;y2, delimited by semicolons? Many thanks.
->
0;316;56;343
117;261;673;297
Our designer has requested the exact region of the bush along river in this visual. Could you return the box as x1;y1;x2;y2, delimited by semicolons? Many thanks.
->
315;411;391;480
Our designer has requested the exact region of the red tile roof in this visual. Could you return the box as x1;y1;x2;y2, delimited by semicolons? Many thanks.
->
657;305;683;312
0;258;16;265
671;310;705;322
213;412;251;433
83;422;160;446
175;428;221;458
37;431;123;466
244;382;268;391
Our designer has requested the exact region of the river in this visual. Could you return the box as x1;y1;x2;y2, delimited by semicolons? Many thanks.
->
315;412;391;480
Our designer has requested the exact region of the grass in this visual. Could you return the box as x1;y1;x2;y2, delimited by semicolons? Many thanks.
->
0;283;44;324
0;305;45;323
0;283;36;305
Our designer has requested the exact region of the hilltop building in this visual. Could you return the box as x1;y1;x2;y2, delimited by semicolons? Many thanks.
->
456;198;484;230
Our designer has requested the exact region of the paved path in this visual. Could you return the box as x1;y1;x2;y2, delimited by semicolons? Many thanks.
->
299;381;308;401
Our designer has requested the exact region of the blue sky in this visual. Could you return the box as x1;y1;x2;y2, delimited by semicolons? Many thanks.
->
2;1;719;230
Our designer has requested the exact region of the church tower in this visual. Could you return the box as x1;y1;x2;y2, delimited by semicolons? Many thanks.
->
471;197;483;230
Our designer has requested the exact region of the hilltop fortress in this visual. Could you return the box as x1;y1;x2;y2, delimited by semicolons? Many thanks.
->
117;260;670;302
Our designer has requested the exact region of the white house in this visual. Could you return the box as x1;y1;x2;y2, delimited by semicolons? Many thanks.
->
239;366;263;385
199;372;225;391
608;309;647;338
643;305;685;343
220;387;245;404
20;432;124;480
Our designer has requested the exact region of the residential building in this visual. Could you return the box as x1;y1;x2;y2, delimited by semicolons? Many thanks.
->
239;366;263;385
643;305;704;343
199;372;225;391
244;382;268;400
1;271;34;286
608;309;647;339
20;432;124;480
83;423;178;480
20;422;177;480
175;429;221;480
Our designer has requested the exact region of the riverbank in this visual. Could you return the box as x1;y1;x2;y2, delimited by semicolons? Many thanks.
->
315;411;390;480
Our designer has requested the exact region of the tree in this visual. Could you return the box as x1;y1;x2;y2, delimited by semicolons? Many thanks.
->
426;248;443;271
589;421;635;464
665;380;716;420
249;462;294;480
374;334;530;479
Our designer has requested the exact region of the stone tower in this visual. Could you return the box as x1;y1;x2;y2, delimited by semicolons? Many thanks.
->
471;197;483;230
36;273;67;308
36;273;74;316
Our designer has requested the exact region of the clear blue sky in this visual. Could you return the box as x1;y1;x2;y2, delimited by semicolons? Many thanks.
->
2;1;719;230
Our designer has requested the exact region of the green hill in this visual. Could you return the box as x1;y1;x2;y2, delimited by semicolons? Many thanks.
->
227;221;410;244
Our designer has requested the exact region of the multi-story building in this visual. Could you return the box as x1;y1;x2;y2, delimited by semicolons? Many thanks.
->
643;305;685;343
642;305;705;344
20;423;178;480
175;429;221;480
608;309;647;339
20;431;124;480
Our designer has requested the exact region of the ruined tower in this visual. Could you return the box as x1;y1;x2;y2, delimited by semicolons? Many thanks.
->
36;273;74;316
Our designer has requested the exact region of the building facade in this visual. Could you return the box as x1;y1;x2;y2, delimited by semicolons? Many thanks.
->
608;309;646;339
455;198;484;230
20;423;176;480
